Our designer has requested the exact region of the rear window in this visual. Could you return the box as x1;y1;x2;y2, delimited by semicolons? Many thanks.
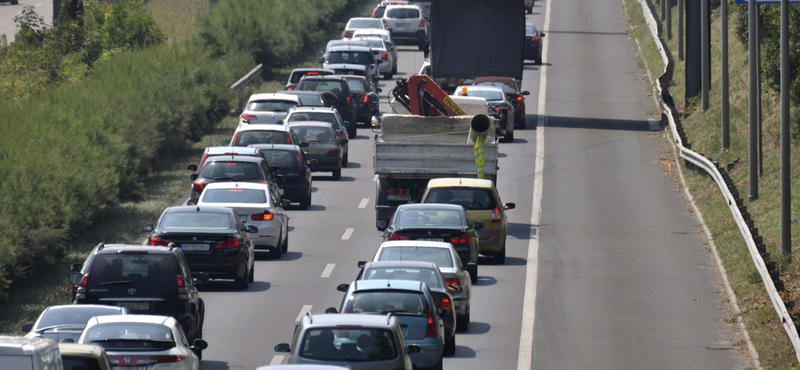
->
348;19;383;29
246;100;298;112
261;149;299;170
290;70;332;84
395;208;464;226
363;267;443;289
294;94;325;106
234;131;292;146
287;112;339;128
386;7;419;18
300;327;398;361
158;212;234;230
200;162;262;181
475;81;516;93
373;6;387;18
37;307;123;328
297;80;348;94
424;188;497;210
326;51;374;65
345;291;428;316
463;89;504;101
82;323;176;351
87;254;177;288
200;188;267;204
291;126;336;143
377;247;454;268
345;79;367;93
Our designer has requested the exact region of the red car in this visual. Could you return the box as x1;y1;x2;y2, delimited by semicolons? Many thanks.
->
472;76;530;129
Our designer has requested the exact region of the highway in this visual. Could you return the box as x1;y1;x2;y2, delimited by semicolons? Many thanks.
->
194;0;753;368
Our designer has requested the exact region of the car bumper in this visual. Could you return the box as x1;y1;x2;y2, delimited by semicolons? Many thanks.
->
524;45;541;60
407;339;443;368
186;255;246;280
452;295;469;317
279;183;310;202
307;156;340;172
391;31;427;44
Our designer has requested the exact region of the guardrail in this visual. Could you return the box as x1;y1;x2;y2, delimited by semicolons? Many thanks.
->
637;0;800;362
230;64;263;90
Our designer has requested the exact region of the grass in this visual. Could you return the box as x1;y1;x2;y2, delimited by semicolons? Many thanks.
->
620;0;800;368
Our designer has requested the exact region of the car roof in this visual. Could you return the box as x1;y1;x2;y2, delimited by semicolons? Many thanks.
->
202;154;265;164
302;313;398;328
327;40;370;48
379;240;456;249
235;124;293;132
205;146;261;155
88;314;174;326
364;260;439;270
339;75;369;82
456;85;505;93
350;279;426;293
287;121;335;129
42;304;126;314
202;182;271;191
299;75;348;81
165;205;236;214
473;76;516;83
385;4;422;10
325;63;367;71
248;143;302;151
93;244;174;254
247;93;302;102
288;106;337;113
328;45;372;52
396;203;465;211
352;28;391;35
426;177;495;188
291;68;334;74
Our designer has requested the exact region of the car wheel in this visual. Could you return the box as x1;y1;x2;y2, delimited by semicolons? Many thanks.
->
494;244;506;265
456;310;470;332
343;152;349;166
501;131;514;143
443;333;456;356
430;356;443;370
518;117;527;130
535;57;542;65
333;168;342;180
281;231;289;253
300;193;311;210
272;243;282;259
469;266;478;284
193;329;203;360
234;266;250;290
392;64;398;74
349;126;357;138
248;262;255;282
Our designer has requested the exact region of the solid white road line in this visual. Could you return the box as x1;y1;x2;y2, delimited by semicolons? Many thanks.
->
321;263;335;278
518;0;551;368
359;198;370;208
270;355;284;366
373;174;379;182
342;228;354;240
296;305;313;323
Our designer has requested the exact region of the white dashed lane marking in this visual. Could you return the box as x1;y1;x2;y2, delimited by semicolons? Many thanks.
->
270;355;284;366
342;228;354;240
359;198;369;208
321;263;335;278
296;305;312;322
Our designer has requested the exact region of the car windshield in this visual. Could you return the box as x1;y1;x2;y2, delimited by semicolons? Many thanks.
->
200;188;267;204
87;254;177;288
424;188;497;210
246;100;298;112
378;247;454;268
465;89;504;101
83;323;176;351
291;126;336;143
200;162;262;181
290;71;331;84
386;8;420;18
300;327;398;361
261;149;299;170
475;81;516;93
345;291;428;316
363;267;443;289
159;212;233;230
327;51;373;65
37;307;122;329
234;131;291;146
356;38;384;49
294;93;325;106
298;80;348;94
395;209;464;227
348;19;383;29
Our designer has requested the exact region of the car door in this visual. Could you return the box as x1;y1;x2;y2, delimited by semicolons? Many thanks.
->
259;160;283;201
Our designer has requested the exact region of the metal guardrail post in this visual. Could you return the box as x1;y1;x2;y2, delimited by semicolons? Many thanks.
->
230;64;264;91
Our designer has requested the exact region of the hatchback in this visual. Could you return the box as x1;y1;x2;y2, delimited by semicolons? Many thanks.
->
372;241;474;332
144;205;257;290
250;144;315;210
188;146;267;177
277;90;338;108
351;36;395;79
274;313;419;370
70;244;205;352
422;177;516;264
283;68;335;91
325;63;376;93
189;155;283;203
23;305;128;344
339;75;381;128
226;124;303;147
295;75;358;127
239;93;302;125
329;280;449;369
196;182;291;258
473;76;530;129
288;122;345;180
321;45;381;83
382;4;428;50
78;314;207;368
340;17;386;39
284;106;352;155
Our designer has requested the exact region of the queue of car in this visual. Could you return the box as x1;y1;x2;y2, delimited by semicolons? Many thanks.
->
2;4;522;370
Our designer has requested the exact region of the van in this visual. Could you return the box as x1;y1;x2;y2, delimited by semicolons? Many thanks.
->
0;335;64;370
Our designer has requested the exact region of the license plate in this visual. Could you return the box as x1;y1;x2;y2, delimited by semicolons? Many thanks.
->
387;195;411;201
419;238;444;242
118;302;149;311
182;243;210;251
396;22;411;28
455;246;470;253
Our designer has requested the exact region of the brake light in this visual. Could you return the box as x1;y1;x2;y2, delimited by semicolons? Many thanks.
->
177;275;190;300
327;149;339;157
79;274;89;288
439;296;453;310
381;53;388;60
215;238;240;249
425;309;437;338
296;153;304;171
362;95;369;104
419;19;426;27
388;233;410;241
192;182;204;194
382;18;387;25
492;207;502;223
346;96;353;106
287;86;294;91
241;114;257;124
177;275;186;287
444;278;460;289
449;233;470;246
150;236;170;246
251;212;275;221
531;36;540;43
516;96;523;102
386;188;408;195
286;134;292;144
337;131;344;140
308;71;319;75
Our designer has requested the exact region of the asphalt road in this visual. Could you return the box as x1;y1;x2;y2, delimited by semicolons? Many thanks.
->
0;1;52;43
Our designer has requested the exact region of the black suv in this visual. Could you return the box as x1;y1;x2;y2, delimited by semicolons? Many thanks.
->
70;243;205;356
295;75;358;130
249;144;315;209
190;155;283;203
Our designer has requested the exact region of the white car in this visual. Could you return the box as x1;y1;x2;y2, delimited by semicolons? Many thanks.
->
196;182;291;258
351;29;398;73
351;36;396;79
228;124;304;147
340;17;386;39
240;93;302;125
452;85;515;142
78;314;207;368
382;4;428;50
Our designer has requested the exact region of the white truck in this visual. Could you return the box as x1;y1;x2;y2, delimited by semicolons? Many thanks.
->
373;112;499;226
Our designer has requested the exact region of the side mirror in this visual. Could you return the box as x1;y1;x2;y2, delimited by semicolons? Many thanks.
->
439;309;453;318
190;174;198;181
407;344;423;354
357;261;367;268
247;225;259;233
521;91;530;96
234;107;243;116
194;273;210;286
300;142;310;148
371;115;381;127
325;307;339;314
192;339;209;351
186;198;198;206
69;272;83;285
222;140;231;146
376;60;383;64
336;283;350;292
275;343;291;353
504;203;516;210
142;224;154;232
20;324;32;332
281;199;292;208
280;80;287;85
474;220;484;231
343;121;351;127
187;164;198;171
318;58;324;64
70;263;82;273
376;88;383;93
376;219;388;231
540;33;546;37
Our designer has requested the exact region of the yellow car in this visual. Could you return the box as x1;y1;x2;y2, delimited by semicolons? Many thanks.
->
59;343;112;370
421;178;515;264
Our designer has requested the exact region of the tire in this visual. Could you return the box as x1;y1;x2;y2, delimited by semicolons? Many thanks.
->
519;117;526;130
234;265;250;290
456;309;470;332
494;244;506;265
443;333;456;356
429;356;443;370
392;64;398;74
272;243;282;259
192;329;203;360
535;57;542;65
342;152;348;167
248;262;255;282
349;125;357;139
299;193;311;210
469;269;478;284
333;168;342;180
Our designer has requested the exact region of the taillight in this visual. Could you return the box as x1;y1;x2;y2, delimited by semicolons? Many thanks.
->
444;278;460;289
531;36;540;43
516;96;523;102
449;233;470;246
492;207;502;223
419;19;426;27
327;149;339;157
388;233;410;241
362;95;369;104
286;134;292;144
215;238;240;249
177;275;186;287
150;236;170;246
241;114;257;124
177;275;189;300
346;96;353;106
192;182;204;194
382;18;387;25
425;309;437;338
296;153;304;171
251;212;275;221
438;296;453;310
287;86;294;91
381;53;388;60
79;274;89;288
386;187;408;195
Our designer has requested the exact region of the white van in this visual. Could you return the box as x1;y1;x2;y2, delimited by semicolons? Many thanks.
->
0;335;64;370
